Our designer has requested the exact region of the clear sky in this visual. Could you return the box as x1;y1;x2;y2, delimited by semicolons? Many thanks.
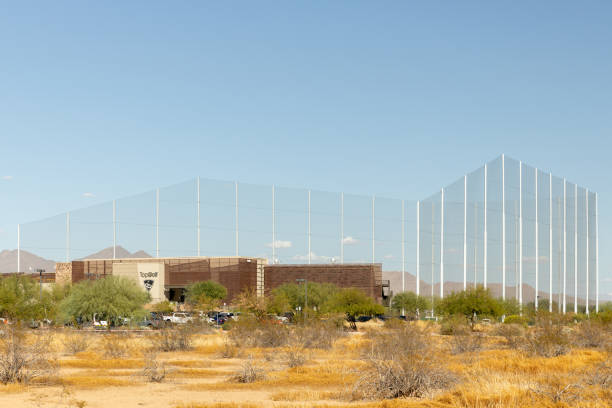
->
1;2;611;297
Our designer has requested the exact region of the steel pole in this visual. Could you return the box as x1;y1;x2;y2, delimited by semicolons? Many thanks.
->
484;163;488;289
535;168;539;311
401;200;405;293
519;162;523;307
549;173;553;312
308;190;311;265
113;200;116;259
502;155;506;300
17;224;20;273
197;177;200;257
574;184;578;314
440;188;444;298
156;188;159;258
416;201;420;296
463;175;467;291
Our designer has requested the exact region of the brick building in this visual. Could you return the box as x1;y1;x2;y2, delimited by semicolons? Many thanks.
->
264;263;384;303
55;257;385;304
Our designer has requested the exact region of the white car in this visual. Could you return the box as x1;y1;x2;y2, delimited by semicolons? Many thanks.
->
164;312;193;324
93;313;108;328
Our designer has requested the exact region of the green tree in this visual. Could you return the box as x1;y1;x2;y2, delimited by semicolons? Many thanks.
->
391;292;431;319
324;288;384;330
184;280;227;311
0;275;47;321
436;285;504;329
269;282;339;314
151;300;174;314
60;276;150;329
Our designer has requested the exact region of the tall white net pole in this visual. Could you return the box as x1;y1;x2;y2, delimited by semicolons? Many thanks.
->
549;173;553;312
484;163;488;289
574;184;578;314
272;185;275;263
502;155;506;300
401;199;405;293
156;188;159;258
595;193;599;313
17;224;20;273
340;192;344;264
113;200;116;259
440;188;444;298
416;201;420;296
586;189;589;314
66;211;71;262
197;177;200;257
519;161;523;307
463;175;467;291
563;179;567;313
235;182;239;257
372;196;375;264
535;168;539;311
308;190;311;265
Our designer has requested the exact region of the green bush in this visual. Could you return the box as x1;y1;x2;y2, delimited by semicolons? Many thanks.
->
503;314;529;326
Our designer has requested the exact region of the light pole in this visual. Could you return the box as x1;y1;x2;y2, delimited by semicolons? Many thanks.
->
36;268;45;299
296;278;307;319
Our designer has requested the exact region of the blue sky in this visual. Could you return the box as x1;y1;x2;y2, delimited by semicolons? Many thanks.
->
1;2;611;297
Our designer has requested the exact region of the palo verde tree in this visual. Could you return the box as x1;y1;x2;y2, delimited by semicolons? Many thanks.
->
324;288;384;330
0;275;67;322
391;292;431;319
184;280;227;311
436;285;504;329
268;282;339;314
60;276;150;329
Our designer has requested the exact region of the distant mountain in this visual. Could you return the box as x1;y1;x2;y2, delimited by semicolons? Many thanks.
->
0;249;57;273
382;270;575;304
0;246;152;273
79;246;152;260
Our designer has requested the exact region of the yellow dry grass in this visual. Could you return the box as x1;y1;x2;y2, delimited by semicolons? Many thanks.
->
59;375;132;388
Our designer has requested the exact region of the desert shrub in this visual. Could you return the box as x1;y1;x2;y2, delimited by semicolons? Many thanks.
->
450;333;482;354
352;356;456;400
503;314;529;326
439;315;470;335
102;333;130;358
530;375;582;404
524;318;570;357
585;361;612;388
354;322;456;399
291;318;346;349
231;357;266;383
150;325;194;352
572;320;610;349
142;353;166;383
593;310;612;325
63;332;90;355
220;339;240;358
0;328;56;384
284;346;307;368
383;318;406;329
364;323;429;360
228;316;288;348
494;323;526;349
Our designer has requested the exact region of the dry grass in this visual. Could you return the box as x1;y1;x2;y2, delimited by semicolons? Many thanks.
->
0;321;609;407
59;375;132;388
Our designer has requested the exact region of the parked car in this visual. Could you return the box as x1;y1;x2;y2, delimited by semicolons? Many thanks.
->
139;312;165;328
93;313;108;329
164;312;192;324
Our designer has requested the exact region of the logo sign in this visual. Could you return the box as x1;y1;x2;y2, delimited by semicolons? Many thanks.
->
143;279;154;291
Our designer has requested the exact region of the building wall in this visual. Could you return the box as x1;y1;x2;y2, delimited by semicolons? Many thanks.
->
55;262;72;286
59;256;263;302
264;263;383;303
